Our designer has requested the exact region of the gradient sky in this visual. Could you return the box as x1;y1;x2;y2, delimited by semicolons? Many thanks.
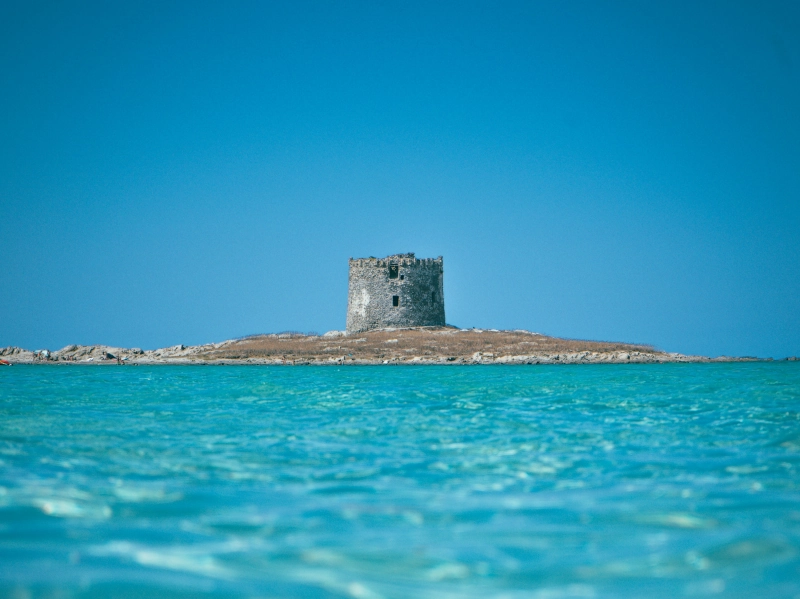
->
1;1;798;358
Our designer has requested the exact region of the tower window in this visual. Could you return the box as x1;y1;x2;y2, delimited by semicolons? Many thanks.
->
388;264;398;279
392;295;399;307
432;291;436;302
400;274;404;280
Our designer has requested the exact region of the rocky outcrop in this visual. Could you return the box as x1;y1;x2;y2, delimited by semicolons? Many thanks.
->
0;347;35;362
1;329;763;365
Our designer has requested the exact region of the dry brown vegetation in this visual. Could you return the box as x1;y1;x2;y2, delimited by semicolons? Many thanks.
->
198;328;659;363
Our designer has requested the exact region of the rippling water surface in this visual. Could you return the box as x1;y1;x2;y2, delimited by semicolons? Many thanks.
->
1;364;799;598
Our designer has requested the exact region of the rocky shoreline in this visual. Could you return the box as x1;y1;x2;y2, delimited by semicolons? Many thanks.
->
0;327;776;365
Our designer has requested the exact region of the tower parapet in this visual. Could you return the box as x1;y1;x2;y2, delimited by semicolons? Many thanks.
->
346;253;445;333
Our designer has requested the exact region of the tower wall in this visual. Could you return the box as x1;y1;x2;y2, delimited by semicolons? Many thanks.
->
346;253;445;334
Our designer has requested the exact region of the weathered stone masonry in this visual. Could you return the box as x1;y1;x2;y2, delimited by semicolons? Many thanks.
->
346;253;445;334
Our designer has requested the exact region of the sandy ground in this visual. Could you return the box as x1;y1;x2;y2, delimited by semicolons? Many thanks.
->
0;327;766;365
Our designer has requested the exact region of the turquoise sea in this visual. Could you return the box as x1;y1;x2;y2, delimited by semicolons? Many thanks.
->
1;364;799;598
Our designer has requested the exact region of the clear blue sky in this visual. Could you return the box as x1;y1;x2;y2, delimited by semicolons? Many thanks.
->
1;1;798;358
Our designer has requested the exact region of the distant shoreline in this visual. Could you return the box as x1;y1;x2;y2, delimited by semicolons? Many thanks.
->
2;328;785;365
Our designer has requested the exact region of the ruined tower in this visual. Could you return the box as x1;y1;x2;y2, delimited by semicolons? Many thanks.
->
346;253;445;334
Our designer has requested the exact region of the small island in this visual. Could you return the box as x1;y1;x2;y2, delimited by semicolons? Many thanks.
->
0;327;759;365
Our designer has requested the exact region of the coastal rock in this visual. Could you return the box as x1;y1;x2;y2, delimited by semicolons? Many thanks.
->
6;328;752;365
0;346;28;356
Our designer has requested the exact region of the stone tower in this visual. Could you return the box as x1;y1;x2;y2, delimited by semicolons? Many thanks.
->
346;253;445;334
